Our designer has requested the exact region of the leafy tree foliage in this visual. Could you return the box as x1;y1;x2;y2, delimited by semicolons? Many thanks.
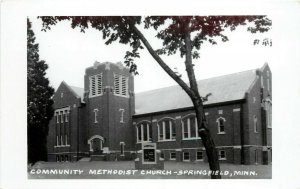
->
39;16;271;178
28;18;54;164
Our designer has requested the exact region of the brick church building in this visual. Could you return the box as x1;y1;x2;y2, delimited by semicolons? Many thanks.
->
47;61;272;165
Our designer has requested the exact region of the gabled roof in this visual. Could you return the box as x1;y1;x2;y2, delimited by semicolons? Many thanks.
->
69;85;84;102
61;81;85;103
135;69;258;115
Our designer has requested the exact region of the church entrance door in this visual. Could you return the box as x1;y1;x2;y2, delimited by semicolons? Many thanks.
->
88;135;104;155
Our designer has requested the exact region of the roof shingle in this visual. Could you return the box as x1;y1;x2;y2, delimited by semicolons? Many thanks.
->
135;69;257;115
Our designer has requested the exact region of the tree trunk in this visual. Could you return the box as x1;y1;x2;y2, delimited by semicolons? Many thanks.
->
194;101;221;179
184;32;221;179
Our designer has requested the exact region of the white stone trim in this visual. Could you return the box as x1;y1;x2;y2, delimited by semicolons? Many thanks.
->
55;107;70;114
136;120;151;126
157;139;176;143
233;146;242;149
233;108;240;112
93;108;99;123
105;62;111;70
156;146;243;151
182;138;201;141
54;145;71;148
48;151;89;155
87;135;104;152
119;108;125;123
157;116;176;122
181;113;196;120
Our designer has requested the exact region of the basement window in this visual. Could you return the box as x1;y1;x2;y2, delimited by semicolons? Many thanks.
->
183;152;190;161
218;150;226;160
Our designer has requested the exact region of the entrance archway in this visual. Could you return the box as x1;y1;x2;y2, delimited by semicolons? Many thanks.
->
88;135;104;154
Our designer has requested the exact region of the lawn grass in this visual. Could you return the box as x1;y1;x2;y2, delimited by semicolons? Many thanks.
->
28;161;271;179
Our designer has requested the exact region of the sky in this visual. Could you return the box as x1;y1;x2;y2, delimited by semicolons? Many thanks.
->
29;16;273;93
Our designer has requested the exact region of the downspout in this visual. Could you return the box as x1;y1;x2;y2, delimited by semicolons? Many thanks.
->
77;100;80;161
107;86;110;153
240;103;245;164
86;92;90;158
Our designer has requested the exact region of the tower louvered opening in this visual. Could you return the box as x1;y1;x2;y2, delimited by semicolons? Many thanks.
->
114;74;120;95
89;74;102;97
114;73;128;97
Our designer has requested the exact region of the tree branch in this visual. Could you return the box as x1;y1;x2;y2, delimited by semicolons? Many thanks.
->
130;24;195;98
184;32;200;99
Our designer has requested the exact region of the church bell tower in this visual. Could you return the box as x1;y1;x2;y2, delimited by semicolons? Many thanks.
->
84;61;135;160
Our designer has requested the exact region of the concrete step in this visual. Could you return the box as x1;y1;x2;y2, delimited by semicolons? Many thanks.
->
79;157;91;162
91;155;106;161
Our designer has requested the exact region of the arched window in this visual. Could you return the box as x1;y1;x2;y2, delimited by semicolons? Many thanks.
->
216;117;226;134
253;115;258;133
136;121;152;143
267;70;271;91
265;99;272;128
157;118;176;141
181;115;200;139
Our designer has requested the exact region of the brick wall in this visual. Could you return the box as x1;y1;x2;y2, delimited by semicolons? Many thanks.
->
244;64;272;164
47;82;86;161
133;101;246;163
